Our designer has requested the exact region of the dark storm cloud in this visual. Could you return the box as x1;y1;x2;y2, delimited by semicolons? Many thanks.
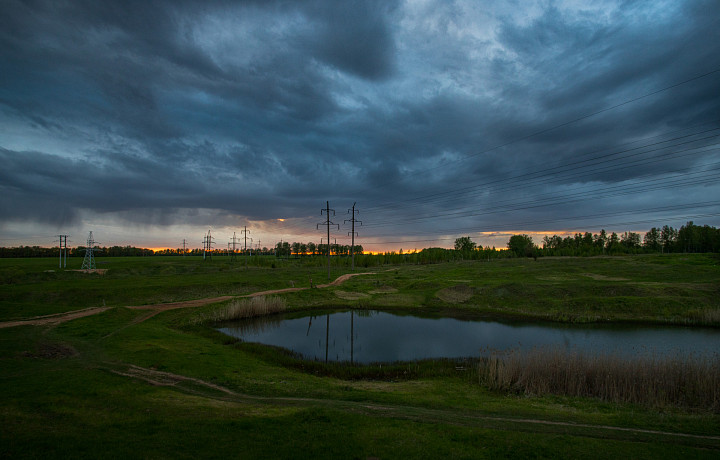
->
1;0;719;245
304;0;398;80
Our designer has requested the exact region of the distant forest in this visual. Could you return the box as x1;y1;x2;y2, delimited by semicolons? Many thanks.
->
1;221;718;260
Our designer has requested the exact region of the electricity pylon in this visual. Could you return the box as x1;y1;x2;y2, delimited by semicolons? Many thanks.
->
81;231;97;270
344;202;362;271
241;226;252;267
318;201;339;280
203;229;214;260
229;232;239;262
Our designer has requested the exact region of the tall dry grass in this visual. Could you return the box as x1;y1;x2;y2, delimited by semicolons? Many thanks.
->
479;347;720;412
195;296;287;324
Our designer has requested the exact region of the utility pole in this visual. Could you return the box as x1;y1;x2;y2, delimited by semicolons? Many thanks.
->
318;201;339;281
344;202;362;271
81;231;97;270
182;239;187;257
241;226;252;267
56;235;69;268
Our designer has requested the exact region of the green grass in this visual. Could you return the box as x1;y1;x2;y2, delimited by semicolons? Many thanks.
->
1;254;719;457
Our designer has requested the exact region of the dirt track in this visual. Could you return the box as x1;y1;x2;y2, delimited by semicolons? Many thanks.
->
108;363;720;445
0;272;376;329
0;306;112;329
243;272;373;297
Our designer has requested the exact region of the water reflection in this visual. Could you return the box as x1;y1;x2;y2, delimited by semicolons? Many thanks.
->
218;310;720;364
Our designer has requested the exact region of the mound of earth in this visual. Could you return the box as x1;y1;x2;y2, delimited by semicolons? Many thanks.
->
369;286;398;294
334;290;370;300
21;342;78;359
582;273;628;281
436;285;474;303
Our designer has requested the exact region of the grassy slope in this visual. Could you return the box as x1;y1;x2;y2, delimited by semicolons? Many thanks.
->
1;254;719;458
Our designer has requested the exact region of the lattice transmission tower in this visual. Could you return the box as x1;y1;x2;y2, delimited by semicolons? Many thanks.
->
81;231;97;270
345;202;362;271
317;201;339;280
203;229;215;260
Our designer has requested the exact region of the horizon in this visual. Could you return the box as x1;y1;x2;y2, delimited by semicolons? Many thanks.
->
2;224;702;254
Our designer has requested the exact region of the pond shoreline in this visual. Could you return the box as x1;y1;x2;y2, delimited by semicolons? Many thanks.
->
218;308;720;364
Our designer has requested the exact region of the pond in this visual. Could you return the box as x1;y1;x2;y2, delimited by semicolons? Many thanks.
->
218;310;720;364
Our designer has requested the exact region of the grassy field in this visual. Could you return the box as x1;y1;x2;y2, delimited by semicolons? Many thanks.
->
1;254;719;458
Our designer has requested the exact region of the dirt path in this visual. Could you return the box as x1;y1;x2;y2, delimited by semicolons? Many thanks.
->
126;296;236;312
0;306;112;329
243;272;374;297
0;272;377;329
109;363;720;445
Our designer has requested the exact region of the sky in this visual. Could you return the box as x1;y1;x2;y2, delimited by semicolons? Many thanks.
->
1;0;719;252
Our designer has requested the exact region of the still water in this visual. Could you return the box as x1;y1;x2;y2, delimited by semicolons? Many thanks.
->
218;310;720;364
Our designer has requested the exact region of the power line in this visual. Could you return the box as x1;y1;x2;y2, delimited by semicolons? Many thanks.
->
367;67;720;193
365;128;720;213
361;205;720;244
362;168;720;230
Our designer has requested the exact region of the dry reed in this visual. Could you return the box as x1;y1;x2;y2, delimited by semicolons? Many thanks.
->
196;296;287;324
479;347;720;411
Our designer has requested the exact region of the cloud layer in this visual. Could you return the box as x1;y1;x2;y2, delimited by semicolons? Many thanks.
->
2;0;719;249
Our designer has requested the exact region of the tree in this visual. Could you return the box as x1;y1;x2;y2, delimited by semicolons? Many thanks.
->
643;227;661;251
660;225;677;252
594;229;608;251
454;236;476;252
507;234;535;257
620;231;641;249
606;232;620;252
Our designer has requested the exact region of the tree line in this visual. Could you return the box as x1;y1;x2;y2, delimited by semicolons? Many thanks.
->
1;222;717;260
501;221;720;258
